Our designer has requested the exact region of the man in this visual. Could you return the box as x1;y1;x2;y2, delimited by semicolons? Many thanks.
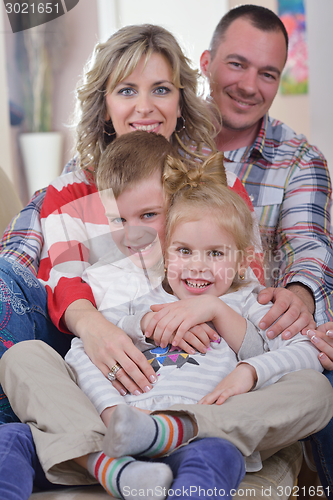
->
200;4;333;339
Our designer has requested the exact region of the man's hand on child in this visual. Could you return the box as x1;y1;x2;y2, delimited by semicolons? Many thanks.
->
197;364;257;405
258;286;315;340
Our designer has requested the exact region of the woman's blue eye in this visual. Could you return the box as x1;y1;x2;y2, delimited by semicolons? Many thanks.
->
154;86;170;95
118;88;135;96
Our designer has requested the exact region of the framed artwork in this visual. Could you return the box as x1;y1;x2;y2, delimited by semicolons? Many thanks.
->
278;0;308;94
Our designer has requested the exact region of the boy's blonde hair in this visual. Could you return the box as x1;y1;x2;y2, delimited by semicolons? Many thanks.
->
163;152;255;290
96;131;179;199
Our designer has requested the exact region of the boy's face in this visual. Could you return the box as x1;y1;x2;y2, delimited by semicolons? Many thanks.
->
102;170;166;269
166;213;248;299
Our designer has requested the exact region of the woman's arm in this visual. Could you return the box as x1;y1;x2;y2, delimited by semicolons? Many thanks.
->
38;173;157;392
64;299;157;394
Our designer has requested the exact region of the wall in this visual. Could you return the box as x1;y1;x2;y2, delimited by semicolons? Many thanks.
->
3;0;100;201
110;0;228;72
52;0;99;164
306;0;333;181
0;5;13;181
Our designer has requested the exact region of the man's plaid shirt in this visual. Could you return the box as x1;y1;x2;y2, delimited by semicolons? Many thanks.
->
223;114;333;324
1;116;333;323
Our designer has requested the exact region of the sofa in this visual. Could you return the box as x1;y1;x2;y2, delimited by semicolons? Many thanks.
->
0;166;305;500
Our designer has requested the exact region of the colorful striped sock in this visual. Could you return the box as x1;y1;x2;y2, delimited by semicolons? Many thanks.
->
141;413;194;458
87;451;173;499
87;452;134;497
103;405;195;459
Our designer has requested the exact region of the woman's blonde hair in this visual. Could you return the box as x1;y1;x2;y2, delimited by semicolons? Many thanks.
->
163;152;255;290
74;24;217;175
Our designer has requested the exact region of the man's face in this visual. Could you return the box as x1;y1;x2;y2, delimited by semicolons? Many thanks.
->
201;18;287;136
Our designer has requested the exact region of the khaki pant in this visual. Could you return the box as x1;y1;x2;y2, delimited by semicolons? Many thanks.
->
1;340;333;484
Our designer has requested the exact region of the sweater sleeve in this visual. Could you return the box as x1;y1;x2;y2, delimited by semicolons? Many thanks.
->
37;172;109;332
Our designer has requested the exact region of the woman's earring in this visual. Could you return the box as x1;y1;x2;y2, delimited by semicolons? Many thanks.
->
175;116;186;133
239;272;245;280
104;120;116;137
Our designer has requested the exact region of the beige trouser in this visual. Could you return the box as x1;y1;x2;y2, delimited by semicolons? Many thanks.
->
1;340;333;485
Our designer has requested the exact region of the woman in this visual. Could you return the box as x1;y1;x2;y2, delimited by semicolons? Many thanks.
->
0;23;219;422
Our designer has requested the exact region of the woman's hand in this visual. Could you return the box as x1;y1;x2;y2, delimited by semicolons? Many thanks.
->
198;364;257;405
64;299;157;395
257;286;316;340
303;323;333;370
144;297;219;352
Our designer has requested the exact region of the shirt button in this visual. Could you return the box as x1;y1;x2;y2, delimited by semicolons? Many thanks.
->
249;194;255;202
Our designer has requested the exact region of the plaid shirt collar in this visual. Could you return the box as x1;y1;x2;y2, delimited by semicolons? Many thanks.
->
224;114;274;164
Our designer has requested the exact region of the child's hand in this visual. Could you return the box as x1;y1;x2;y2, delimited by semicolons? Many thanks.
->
141;310;216;354
198;364;257;405
140;312;155;334
145;297;220;353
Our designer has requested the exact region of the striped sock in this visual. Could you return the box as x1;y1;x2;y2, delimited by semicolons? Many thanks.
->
103;405;195;459
142;413;194;458
87;451;173;499
87;452;134;497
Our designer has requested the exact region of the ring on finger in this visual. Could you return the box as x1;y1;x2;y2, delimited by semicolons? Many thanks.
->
107;362;122;382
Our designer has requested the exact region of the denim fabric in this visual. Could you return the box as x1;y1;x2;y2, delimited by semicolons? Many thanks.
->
0;423;65;499
0;423;36;500
0;256;73;423
158;438;245;499
310;369;333;498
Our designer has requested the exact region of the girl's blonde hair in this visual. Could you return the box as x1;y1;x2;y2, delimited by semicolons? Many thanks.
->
74;24;217;175
163;152;255;290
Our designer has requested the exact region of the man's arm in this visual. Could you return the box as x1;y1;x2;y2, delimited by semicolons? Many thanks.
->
259;142;333;336
275;147;333;325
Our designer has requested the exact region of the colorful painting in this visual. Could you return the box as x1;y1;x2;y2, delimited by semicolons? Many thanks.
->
278;0;308;94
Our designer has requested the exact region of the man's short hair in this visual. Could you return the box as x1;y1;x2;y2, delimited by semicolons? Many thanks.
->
209;4;289;60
